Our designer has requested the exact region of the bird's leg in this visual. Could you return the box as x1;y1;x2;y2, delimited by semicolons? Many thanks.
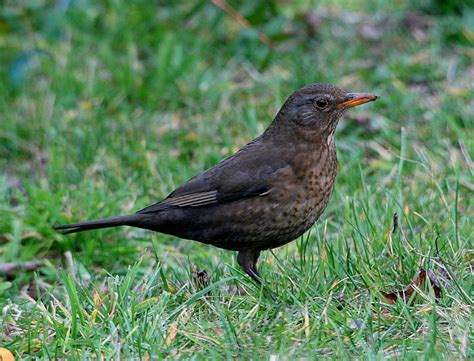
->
237;250;261;284
237;250;277;301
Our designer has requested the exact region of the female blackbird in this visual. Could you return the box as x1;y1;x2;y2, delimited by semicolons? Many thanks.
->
55;83;377;283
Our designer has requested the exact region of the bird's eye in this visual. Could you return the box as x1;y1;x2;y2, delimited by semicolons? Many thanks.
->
315;98;329;109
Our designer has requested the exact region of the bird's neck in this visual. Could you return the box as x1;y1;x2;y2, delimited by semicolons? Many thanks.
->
263;116;338;152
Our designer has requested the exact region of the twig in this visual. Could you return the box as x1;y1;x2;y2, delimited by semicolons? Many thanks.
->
0;261;43;276
211;0;274;48
64;251;77;282
391;212;398;234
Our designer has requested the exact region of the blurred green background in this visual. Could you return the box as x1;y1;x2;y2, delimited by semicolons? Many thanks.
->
0;0;472;359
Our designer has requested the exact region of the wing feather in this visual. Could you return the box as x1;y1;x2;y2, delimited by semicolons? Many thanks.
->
137;135;288;214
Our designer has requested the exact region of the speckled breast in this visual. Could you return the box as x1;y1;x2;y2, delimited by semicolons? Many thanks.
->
206;144;338;251
258;145;338;249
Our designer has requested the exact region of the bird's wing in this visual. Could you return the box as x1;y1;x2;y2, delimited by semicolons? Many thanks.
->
137;138;288;214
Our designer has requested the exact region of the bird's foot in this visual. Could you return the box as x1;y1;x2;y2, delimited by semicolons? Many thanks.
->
237;250;276;301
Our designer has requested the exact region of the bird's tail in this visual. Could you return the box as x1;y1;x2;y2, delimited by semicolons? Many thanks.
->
54;214;143;235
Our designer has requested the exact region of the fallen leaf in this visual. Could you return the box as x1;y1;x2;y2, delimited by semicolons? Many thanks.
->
382;269;427;304
381;268;444;304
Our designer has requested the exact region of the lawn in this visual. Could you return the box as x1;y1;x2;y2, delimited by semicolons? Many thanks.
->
0;1;472;359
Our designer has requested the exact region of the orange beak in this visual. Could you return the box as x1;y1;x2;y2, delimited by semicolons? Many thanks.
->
336;93;378;108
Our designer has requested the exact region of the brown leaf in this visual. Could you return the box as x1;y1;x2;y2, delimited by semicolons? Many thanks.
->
427;261;451;298
382;269;426;304
381;268;444;304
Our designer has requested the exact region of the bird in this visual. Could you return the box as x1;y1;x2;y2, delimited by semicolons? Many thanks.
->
55;83;378;284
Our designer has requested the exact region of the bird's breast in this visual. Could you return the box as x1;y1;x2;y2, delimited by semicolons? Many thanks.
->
263;144;338;246
298;146;338;224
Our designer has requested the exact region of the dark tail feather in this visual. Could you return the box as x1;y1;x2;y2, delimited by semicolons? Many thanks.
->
54;214;143;235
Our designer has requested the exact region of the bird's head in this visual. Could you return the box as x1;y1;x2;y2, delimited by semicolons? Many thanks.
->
273;83;378;143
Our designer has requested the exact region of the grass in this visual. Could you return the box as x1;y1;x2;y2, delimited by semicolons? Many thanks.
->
0;0;472;359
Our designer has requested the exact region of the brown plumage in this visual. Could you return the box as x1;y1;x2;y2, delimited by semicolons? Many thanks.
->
55;83;378;284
